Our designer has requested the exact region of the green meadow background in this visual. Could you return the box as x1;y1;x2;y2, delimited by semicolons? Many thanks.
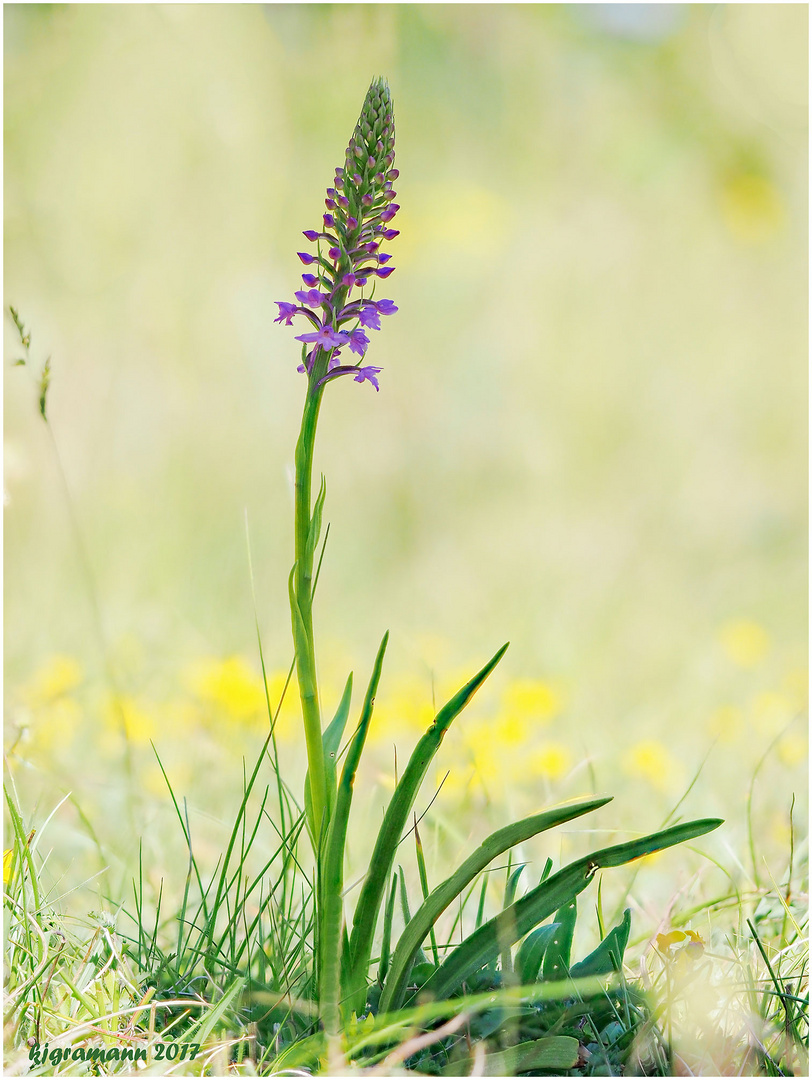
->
4;1;807;954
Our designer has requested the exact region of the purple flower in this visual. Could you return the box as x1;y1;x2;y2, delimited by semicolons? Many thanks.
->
358;305;381;330
295;325;349;350
274;302;299;325
354;366;382;391
278;79;398;391
348;328;370;357
295;288;327;307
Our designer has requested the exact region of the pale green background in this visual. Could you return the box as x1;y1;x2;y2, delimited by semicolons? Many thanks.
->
4;6;807;840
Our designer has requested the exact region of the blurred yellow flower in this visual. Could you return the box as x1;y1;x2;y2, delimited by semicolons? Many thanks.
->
719;619;770;667
36;697;83;753
623;740;678;791
3;848;14;887
493;712;529;746
143;760;194;798
439;763;470;796
185;657;266;722
372;681;435;744
107;696;157;745
720;173;785;244
528;743;573;780
777;732;807;768
502;680;563;725
263;670;300;740
656;928;704;969
751;691;794;736
22;655;83;705
708;705;744;745
454;722;507;796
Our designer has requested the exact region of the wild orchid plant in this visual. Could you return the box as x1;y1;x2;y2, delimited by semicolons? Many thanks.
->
274;79;722;1063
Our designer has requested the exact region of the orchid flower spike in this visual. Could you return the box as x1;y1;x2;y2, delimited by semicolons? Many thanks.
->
274;78;399;391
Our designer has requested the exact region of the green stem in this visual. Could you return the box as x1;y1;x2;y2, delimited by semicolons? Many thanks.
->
293;379;327;842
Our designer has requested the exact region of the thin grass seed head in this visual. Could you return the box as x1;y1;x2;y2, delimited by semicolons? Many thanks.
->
275;78;399;392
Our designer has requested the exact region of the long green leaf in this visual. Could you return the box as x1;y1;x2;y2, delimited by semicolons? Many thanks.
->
421;816;723;1001
517;923;559;984
376;873;399;989
542;897;577;981
440;1036;579;1076
379;795;611;1012
344;641;509;1013
570;908;631;979
320;632;388;1035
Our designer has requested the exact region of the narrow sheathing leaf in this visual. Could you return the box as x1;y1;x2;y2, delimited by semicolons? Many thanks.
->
320;632;388;1035
421;817;723;1001
379;795;612;1012
345;641;509;1013
306;672;353;826
306;475;327;567
289;565;324;840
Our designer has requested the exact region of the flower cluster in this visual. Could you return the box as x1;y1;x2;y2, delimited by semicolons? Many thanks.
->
275;78;399;392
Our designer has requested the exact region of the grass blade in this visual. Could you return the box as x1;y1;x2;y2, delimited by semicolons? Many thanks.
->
414;816;439;968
